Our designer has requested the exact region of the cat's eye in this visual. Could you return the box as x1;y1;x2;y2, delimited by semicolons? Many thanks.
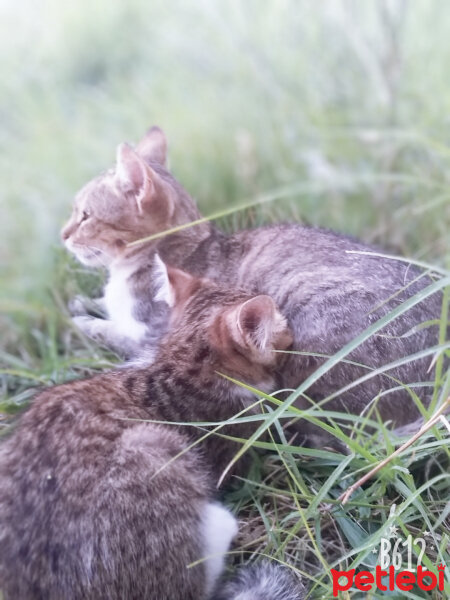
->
80;210;90;222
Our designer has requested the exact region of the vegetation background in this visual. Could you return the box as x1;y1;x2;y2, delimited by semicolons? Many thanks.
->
0;1;449;598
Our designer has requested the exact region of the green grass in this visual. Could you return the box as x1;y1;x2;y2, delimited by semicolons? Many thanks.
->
1;1;449;597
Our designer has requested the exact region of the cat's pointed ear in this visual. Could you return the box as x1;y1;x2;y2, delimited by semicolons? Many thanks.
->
114;142;162;214
152;257;197;308
115;143;151;211
135;126;168;167
224;295;292;363
152;255;174;306
166;264;200;307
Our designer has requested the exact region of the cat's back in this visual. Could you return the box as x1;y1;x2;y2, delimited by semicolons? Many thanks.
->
229;223;410;291
0;372;138;474
224;223;440;327
0;372;210;600
0;373;142;578
224;222;443;422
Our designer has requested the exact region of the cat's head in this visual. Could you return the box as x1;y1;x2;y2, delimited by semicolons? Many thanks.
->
61;127;200;267
156;259;293;393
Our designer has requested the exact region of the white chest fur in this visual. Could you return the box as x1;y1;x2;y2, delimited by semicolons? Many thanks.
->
104;262;148;342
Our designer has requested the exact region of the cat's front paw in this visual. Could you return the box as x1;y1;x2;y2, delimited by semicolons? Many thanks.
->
72;315;103;340
69;295;107;318
68;295;90;316
71;315;140;359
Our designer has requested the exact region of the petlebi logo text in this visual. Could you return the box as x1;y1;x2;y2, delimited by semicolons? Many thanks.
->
331;529;447;596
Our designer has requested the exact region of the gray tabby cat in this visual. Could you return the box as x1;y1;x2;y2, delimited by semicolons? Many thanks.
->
62;127;446;443
0;259;304;600
61;131;179;359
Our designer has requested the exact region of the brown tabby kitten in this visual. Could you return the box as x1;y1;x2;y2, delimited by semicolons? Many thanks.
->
62;127;446;444
0;261;300;600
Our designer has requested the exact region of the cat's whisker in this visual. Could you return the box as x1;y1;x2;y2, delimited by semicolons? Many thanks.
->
72;243;110;268
84;245;109;267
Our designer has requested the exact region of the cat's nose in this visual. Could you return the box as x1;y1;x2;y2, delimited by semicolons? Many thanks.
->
61;224;73;241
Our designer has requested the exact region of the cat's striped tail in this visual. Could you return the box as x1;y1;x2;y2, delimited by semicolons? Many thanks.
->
214;561;306;600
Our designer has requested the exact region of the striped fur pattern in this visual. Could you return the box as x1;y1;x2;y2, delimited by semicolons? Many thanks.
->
62;126;445;442
0;271;295;599
61;127;204;360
